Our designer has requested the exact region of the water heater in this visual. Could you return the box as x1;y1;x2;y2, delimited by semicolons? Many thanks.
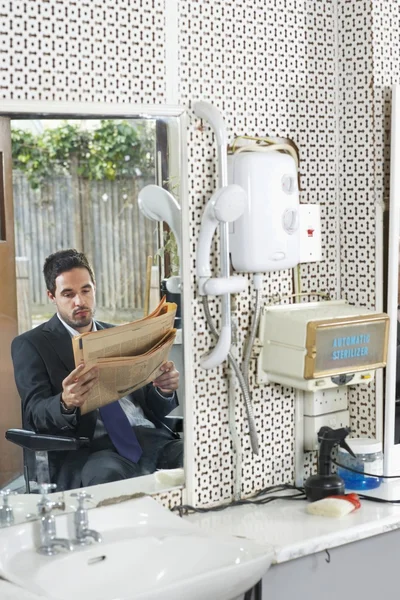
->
229;151;300;272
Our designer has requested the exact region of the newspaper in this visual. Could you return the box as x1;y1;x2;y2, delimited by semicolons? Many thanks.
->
72;297;177;415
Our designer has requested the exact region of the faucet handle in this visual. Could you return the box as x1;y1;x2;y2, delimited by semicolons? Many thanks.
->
0;489;17;505
70;492;100;545
0;489;17;526
37;484;65;514
38;483;57;511
39;483;57;497
71;491;93;508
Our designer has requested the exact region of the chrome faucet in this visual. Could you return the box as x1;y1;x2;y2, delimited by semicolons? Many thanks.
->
71;491;102;545
0;489;16;527
37;484;73;555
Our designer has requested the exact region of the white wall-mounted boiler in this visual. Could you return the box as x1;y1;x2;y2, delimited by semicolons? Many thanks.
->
228;151;301;272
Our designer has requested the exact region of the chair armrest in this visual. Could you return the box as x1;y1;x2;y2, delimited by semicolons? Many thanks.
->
5;429;89;452
163;415;184;433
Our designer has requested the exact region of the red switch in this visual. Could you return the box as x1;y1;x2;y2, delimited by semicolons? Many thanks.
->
307;229;314;237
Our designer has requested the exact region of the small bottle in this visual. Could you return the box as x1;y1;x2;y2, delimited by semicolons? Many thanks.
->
337;438;383;491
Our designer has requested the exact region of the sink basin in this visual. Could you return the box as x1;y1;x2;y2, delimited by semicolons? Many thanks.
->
0;496;274;600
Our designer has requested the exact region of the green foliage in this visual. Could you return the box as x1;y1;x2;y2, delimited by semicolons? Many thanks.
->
11;120;155;189
164;230;180;276
154;228;180;276
153;178;181;277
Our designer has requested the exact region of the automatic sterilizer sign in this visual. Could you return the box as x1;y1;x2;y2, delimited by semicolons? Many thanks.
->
331;334;371;361
314;321;386;374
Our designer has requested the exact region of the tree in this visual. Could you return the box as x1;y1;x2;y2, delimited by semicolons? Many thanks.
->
11;119;155;189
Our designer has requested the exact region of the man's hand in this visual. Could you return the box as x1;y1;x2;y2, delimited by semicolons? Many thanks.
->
152;361;179;395
61;363;99;410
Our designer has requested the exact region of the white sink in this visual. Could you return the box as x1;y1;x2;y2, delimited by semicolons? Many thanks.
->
0;496;274;600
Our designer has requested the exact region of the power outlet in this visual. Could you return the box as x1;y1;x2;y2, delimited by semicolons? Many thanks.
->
304;409;350;451
303;387;348;417
299;203;322;263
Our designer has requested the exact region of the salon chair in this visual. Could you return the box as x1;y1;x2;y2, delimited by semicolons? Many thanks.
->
160;414;184;434
5;429;89;493
5;415;183;493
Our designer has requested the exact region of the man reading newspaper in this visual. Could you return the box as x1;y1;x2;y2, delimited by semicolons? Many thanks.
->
11;249;183;491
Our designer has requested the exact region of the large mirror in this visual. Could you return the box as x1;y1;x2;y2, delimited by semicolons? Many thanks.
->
0;101;188;523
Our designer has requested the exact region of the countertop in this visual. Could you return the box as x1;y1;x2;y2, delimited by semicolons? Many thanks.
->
184;490;400;563
2;490;400;598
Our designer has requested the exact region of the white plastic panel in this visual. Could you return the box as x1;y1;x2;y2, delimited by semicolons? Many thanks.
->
229;151;300;273
304;410;350;451
299;204;322;263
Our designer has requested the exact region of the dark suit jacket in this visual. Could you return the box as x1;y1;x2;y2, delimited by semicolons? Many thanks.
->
11;314;178;489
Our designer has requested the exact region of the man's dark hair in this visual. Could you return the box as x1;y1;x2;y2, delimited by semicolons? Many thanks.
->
43;249;95;295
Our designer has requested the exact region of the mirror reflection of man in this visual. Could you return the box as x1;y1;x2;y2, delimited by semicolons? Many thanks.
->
11;249;183;491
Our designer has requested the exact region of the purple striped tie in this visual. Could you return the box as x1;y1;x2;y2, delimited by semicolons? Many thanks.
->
99;401;142;463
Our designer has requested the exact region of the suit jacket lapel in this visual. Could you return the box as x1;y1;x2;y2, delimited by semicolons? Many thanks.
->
41;314;76;373
42;314;106;373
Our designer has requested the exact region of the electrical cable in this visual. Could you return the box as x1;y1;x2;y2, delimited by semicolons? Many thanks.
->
228;333;243;500
332;459;400;479
242;274;263;385
357;494;400;504
234;142;298;162
331;460;400;503
202;296;259;455
170;484;306;517
230;135;299;167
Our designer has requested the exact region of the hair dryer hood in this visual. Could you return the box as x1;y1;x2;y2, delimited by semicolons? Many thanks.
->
138;184;182;270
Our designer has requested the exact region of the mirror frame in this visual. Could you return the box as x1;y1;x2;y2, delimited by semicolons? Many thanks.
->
384;85;400;476
0;99;194;505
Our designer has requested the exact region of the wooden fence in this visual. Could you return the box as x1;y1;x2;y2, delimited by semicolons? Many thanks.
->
13;172;158;319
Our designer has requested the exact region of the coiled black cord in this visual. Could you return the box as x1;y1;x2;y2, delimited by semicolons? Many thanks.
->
170;484;306;517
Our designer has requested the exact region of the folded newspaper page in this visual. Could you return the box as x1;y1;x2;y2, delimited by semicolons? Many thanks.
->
72;297;177;415
79;329;176;415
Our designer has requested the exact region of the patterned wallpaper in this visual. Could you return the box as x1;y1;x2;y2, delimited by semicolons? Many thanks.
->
1;0;391;508
0;0;167;104
179;0;341;504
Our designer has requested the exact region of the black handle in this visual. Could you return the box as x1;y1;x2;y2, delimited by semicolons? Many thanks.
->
163;415;184;433
5;429;89;452
317;426;353;476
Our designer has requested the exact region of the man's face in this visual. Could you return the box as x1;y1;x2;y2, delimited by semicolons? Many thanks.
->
47;267;96;332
